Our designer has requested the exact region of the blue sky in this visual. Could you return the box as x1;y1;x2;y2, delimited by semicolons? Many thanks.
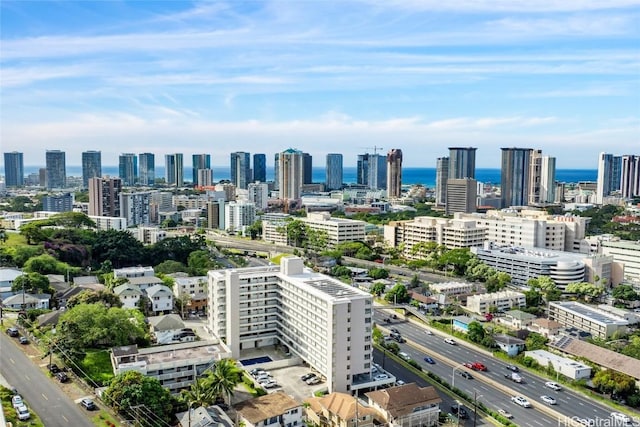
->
1;0;639;168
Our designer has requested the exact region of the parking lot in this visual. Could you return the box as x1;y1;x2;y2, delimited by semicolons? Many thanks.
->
245;364;328;402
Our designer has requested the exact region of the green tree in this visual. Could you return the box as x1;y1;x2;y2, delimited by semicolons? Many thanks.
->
593;370;637;397
92;229;146;268
285;219;307;248
246;220;263;240
187;250;221;275
467;321;486;344
372;327;384;345
438;248;472;276
329;265;352;279
154;260;188;275
12;272;51;294
66;290;124;309
368;267;389;280
11;245;44;267
180;376;215;408
612;284;639;301
409;274;421;288
149;235;205;265
566;282;606;302
103;371;173;426
525;332;548;351
57;303;149;349
384;283;410;304
50;212;96;229
370;282;386;297
203;359;243;404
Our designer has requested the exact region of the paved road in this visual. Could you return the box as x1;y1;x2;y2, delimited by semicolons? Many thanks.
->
373;310;634;427
0;332;93;427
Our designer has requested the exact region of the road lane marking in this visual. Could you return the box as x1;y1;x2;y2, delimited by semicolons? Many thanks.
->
42;393;48;400
62;415;69;422
9;358;15;364
25;375;30;381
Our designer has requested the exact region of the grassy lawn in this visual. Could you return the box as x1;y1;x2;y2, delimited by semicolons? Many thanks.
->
3;232;28;246
91;410;122;427
0;386;45;427
78;350;114;387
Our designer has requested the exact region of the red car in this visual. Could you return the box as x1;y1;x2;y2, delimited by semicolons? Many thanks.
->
463;363;474;369
472;362;487;371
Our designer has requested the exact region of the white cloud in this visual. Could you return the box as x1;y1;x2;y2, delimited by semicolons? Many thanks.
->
362;0;640;13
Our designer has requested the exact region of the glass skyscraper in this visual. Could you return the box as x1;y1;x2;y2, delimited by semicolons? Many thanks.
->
253;153;266;183
325;153;343;190
138;153;155;186
45;150;66;189
165;153;184;187
230;152;251;189
192;154;211;184
501;147;531;208
119;153;138;186
3;151;24;187
82;150;102;188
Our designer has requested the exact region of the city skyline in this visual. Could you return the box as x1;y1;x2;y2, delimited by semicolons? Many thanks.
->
2;1;639;168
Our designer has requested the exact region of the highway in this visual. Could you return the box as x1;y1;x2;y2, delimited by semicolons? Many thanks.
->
0;332;93;427
373;310;624;427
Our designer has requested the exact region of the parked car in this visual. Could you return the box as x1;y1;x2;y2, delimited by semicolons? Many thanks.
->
6;327;19;337
56;372;69;383
444;338;456;345
545;381;562;391
263;381;280;389
374;374;389;381
15;404;30;421
250;368;266;377
300;373;316;381
80;398;97;411
511;396;531;408
497;409;514;419
11;395;23;408
506;364;519;372
423;356;435;364
306;377;322;385
19;336;29;345
540;395;556;405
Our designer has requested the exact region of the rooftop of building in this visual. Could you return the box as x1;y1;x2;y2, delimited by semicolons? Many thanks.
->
550;301;629;326
365;383;441;418
475;245;587;263
233;392;300;424
525;349;590;369
601;239;640;250
113;341;227;367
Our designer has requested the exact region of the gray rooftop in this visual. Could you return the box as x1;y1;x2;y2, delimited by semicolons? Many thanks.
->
552;302;629;326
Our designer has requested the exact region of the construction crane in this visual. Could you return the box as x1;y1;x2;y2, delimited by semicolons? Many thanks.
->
359;146;384;154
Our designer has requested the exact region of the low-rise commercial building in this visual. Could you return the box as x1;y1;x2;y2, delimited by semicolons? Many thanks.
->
110;341;231;394
429;282;474;296
465;290;526;315
208;257;373;393
548;301;629;339
524;350;591;380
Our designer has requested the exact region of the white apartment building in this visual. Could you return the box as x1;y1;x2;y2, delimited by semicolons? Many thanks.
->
111;341;231;394
146;284;174;314
135;226;167;245
465;290;526;315
262;213;290;246
172;195;209;210
524;350;591;380
113;266;155;279
548;301;629;339
456;210;589;252
247;182;269;211
429;282;474;296
471;244;587;291
224;200;256;234
601;239;640;283
384;217;485;258
301;212;366;248
208;257;373;393
88;215;127;231
120;191;152;226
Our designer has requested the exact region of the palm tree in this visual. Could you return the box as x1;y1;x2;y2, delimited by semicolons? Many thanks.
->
205;358;244;405
181;376;216;408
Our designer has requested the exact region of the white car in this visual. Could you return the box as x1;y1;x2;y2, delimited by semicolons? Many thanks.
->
425;330;433;335
374;374;389;381
398;351;411;361
610;412;632;424
15;404;30;421
497;409;513;419
540;395;556;405
545;381;562;391
444;338;456;345
11;395;23;409
511;396;531;408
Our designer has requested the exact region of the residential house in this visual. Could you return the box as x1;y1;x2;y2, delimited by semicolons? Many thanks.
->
55;283;106;308
234;392;302;427
305;392;381;427
524;349;591;380
465;291;526;315
113;284;143;309
498;310;537;330
172;275;208;313
113;266;155;279
2;293;50;310
493;334;526;357
36;310;62;327
127;276;164;292
528;318;562;338
365;383;441;427
0;268;22;299
146;284;174;314
176;406;234;427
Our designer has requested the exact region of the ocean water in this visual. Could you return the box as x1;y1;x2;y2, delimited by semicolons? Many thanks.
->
15;166;597;187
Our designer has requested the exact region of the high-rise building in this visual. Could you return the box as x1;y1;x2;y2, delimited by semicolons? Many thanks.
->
273;153;280;190
435;157;449;206
81;151;102;188
88;177;122;217
247;182;269;210
224;200;256;233
3;151;24;187
165;153;184;187
138;153;155;186
303;153;313;184
357;154;386;190
445;178;477;215
386;149;403;198
120;191;151;226
278;148;304;200
118;153;137;186
196;169;214;187
192;154;211;184
596;152;624;204
325;153;343;190
620;155;640;199
253;153;266;183
45;150;66;189
230;152;251;190
528;150;556;205
501;148;531;208
448;147;476;179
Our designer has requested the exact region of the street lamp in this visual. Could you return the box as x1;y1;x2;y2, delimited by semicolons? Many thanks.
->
473;391;484;427
451;365;463;389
